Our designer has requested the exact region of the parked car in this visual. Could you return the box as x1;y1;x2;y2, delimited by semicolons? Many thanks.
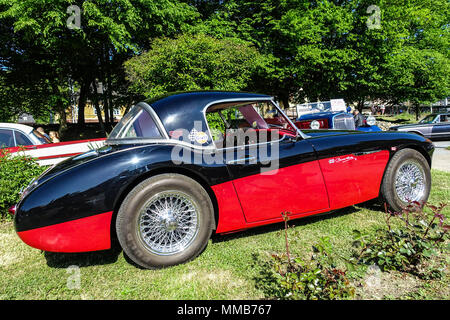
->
294;100;381;132
13;91;434;269
389;113;450;139
0;123;106;165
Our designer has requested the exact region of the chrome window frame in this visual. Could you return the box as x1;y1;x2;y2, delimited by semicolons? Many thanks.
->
202;97;307;153
106;102;170;145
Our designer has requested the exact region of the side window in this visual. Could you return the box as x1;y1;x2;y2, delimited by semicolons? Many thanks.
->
205;101;297;148
0;129;15;148
440;115;449;122
14;131;33;146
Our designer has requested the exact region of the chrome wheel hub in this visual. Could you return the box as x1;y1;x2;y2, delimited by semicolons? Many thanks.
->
394;160;426;203
137;191;199;256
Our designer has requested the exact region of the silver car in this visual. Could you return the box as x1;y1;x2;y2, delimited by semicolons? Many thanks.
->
390;113;450;139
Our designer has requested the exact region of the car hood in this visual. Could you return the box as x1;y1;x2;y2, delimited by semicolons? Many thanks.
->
390;123;429;130
302;129;362;137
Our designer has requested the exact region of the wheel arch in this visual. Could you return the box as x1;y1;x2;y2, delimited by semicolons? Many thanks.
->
405;130;425;137
396;144;432;169
379;144;432;203
109;166;219;244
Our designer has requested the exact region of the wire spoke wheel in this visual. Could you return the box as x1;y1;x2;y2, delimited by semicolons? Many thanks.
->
137;191;200;256
381;148;431;213
394;160;426;203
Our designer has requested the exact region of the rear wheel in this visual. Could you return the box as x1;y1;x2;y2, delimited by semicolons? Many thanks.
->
381;148;431;212
116;173;214;269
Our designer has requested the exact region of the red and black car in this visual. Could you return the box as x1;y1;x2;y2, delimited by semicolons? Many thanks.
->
13;91;434;269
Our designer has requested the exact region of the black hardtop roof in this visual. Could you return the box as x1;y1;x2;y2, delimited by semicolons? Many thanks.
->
144;91;272;138
147;91;272;115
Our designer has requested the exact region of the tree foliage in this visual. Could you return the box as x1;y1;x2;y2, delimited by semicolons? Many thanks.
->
187;0;449;107
124;34;265;97
0;0;448;127
0;0;198;131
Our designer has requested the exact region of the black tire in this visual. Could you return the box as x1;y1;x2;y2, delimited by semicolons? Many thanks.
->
116;173;214;269
381;148;431;212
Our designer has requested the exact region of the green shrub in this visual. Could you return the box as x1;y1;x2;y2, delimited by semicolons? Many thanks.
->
0;149;46;218
254;212;355;300
352;202;449;279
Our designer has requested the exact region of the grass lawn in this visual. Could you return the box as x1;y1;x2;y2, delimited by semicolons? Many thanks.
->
376;112;428;125
0;170;448;300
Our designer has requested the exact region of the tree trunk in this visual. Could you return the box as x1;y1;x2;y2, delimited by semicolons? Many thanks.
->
91;80;106;136
77;80;88;126
51;82;68;138
415;103;420;121
357;99;365;113
107;61;114;126
279;92;290;109
57;106;68;138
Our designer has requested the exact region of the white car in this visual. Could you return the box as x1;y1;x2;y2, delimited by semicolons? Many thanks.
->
0;123;105;166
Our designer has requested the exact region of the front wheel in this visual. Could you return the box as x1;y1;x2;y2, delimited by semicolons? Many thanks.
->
116;173;214;269
381;148;431;212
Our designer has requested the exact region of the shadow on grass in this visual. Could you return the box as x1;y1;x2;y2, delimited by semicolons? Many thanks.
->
211;204;370;244
377;117;414;124
44;243;122;269
43;200;385;268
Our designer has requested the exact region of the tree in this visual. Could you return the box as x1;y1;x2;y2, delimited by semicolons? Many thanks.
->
187;0;449;109
0;0;198;133
124;34;265;97
375;0;450;118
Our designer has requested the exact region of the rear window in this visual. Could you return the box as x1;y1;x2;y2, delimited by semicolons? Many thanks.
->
108;105;163;140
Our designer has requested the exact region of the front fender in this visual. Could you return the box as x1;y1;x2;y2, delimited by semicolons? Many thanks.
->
356;125;382;132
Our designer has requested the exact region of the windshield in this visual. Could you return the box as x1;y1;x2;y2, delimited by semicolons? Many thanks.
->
108;105;163;140
419;115;436;124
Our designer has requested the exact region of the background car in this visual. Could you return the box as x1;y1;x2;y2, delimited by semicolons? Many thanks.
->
294;100;381;132
0;122;106;165
13;91;434;269
390;113;450;139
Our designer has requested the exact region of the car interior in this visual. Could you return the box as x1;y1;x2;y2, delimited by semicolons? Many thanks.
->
206;101;297;148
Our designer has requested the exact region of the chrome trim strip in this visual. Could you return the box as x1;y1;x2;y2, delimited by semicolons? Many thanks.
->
226;156;256;164
352;150;382;156
105;138;216;151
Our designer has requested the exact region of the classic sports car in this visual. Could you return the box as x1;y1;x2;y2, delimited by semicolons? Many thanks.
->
390;113;450;139
295;99;381;132
0;123;105;165
13;91;434;269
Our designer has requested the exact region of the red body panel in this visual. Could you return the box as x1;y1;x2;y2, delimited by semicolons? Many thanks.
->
229;161;329;223
319;150;389;209
17;211;113;252
1;138;106;155
213;151;389;233
212;181;247;233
